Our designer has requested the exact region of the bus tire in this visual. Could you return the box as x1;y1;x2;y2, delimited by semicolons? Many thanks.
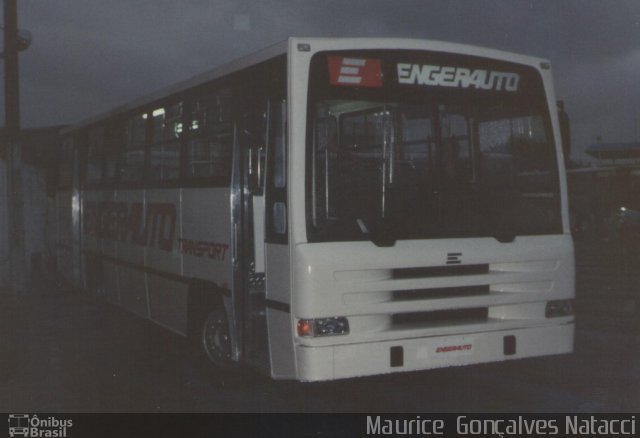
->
200;304;233;369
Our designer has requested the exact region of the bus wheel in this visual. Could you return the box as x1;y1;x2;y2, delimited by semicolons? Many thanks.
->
201;305;232;368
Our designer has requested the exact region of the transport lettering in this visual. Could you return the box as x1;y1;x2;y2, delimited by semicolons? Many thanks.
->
178;238;229;261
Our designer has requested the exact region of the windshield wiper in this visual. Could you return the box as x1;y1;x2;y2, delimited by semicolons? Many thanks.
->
357;217;397;247
493;233;516;243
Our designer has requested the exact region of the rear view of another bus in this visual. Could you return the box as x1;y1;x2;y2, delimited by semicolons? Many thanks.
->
285;38;574;381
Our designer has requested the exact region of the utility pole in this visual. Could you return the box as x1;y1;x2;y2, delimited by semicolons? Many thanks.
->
4;0;26;294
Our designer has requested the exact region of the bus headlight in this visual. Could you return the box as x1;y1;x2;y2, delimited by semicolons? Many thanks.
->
297;317;350;337
545;300;574;318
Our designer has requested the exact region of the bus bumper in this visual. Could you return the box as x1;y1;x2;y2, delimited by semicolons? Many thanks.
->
294;323;574;381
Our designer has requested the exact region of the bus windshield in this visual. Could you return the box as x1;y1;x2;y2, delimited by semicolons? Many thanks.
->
307;50;562;244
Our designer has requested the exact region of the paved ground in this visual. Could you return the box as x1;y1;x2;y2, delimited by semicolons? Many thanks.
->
0;239;638;412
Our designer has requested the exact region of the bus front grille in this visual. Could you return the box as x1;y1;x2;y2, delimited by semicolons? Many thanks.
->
392;264;489;279
391;307;489;328
392;285;490;301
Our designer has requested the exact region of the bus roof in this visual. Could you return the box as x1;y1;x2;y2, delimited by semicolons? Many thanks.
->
62;37;549;134
61;39;288;134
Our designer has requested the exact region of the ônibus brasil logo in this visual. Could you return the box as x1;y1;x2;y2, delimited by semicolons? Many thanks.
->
8;414;73;438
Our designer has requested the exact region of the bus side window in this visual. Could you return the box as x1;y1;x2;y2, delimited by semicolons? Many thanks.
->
266;99;287;242
105;122;124;183
119;113;146;183
185;88;233;181
149;102;182;181
86;127;105;185
58;138;74;189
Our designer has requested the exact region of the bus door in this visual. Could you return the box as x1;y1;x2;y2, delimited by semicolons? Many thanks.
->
234;59;288;374
235;95;270;369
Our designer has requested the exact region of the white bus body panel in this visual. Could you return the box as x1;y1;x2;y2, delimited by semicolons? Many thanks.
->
265;243;295;378
291;235;573;381
80;187;233;336
298;324;573;381
180;187;233;287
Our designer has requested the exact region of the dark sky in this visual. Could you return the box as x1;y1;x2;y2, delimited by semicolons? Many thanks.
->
3;0;640;161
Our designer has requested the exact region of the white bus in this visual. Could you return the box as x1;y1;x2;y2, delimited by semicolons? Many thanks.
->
53;38;574;381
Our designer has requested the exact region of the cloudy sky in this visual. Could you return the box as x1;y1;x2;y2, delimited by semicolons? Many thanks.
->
3;0;640;161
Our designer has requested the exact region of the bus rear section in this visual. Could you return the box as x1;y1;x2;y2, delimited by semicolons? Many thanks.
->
285;39;574;381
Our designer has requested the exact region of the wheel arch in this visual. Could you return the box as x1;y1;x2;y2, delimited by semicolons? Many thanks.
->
186;279;239;365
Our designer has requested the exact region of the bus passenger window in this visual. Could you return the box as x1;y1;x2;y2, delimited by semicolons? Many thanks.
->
150;103;182;181
57;139;73;188
119;113;146;182
104;123;124;183
86;127;104;185
186;89;232;180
